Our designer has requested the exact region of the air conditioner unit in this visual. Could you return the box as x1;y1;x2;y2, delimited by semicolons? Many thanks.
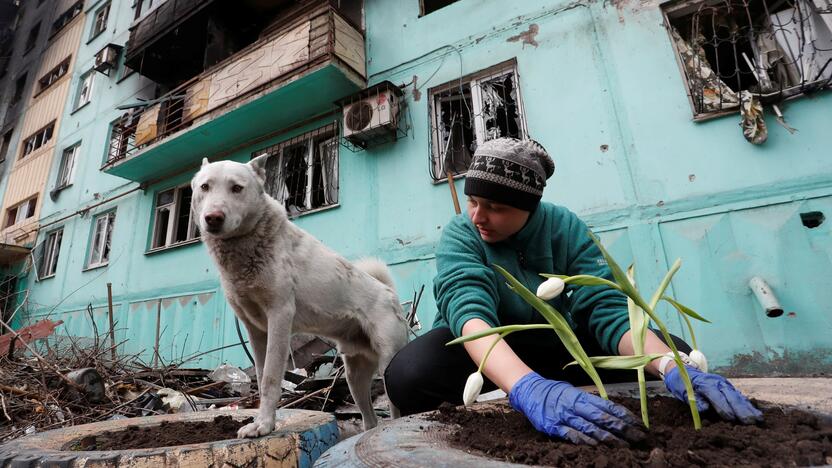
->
342;87;400;144
94;44;122;75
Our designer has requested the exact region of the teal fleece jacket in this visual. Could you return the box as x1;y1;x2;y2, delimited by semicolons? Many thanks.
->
432;202;630;355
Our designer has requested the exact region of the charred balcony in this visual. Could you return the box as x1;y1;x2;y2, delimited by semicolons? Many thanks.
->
104;0;366;183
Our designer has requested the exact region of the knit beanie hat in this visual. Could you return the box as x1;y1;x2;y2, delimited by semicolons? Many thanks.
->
464;138;555;211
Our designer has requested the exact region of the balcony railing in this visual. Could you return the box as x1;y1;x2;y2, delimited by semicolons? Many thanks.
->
101;1;365;182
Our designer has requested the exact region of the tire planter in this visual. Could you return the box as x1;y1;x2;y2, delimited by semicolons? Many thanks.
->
0;408;339;467
314;378;832;467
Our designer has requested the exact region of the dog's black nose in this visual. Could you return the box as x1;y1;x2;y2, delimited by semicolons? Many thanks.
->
204;211;225;230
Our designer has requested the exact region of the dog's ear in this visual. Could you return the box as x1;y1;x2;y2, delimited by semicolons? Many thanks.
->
248;154;269;186
202;157;210;167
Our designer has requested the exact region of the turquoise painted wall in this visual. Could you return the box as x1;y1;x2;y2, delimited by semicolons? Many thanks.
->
17;0;832;374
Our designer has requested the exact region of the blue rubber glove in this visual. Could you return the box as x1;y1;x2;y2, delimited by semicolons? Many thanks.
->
508;371;645;446
664;366;763;424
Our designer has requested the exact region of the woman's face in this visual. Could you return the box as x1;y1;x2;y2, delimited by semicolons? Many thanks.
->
466;196;530;243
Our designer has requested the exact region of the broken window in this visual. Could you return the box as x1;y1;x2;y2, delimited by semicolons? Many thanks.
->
5;196;37;228
90;2;110;40
38;229;63;279
52;1;83;37
88;211;116;268
55;143;79;190
663;0;832;119
107;113;138;163
252;123;339;218
37;56;71;95
20;121;55;159
428;59;527;181
74;70;95;109
151;185;199;250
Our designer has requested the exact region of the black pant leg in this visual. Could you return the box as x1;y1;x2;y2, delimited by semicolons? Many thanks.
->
384;327;491;416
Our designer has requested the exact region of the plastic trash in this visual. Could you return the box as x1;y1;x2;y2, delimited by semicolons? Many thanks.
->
208;364;251;396
156;388;195;412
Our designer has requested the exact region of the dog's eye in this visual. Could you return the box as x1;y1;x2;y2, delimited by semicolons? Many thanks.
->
200;183;209;191
231;184;243;193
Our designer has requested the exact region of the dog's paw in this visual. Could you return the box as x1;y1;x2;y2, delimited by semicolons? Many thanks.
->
237;417;275;438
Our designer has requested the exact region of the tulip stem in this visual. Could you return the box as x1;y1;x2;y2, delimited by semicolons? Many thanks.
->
478;332;507;374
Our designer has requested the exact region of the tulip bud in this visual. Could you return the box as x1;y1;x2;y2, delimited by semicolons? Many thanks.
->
462;372;484;406
689;349;708;373
536;277;565;300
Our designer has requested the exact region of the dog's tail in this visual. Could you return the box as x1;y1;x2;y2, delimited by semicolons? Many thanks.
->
354;257;396;290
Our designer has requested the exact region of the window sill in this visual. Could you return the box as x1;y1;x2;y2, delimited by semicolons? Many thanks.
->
144;238;202;256
83;262;109;272
37;273;56;281
288;203;340;219
86;29;106;45
70;101;91;115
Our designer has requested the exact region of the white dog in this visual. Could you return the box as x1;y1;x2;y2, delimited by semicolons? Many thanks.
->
191;156;409;438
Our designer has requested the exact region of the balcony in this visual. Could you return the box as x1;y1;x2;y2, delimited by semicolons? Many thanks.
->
104;1;365;183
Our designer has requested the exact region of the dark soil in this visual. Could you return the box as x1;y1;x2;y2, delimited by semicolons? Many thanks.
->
430;397;832;467
69;415;254;451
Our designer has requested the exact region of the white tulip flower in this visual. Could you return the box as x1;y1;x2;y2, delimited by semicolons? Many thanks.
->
689;349;708;373
462;372;484;406
536;277;566;300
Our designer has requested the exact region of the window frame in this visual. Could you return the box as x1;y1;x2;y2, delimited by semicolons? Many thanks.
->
5;196;37;228
55;143;79;190
250;123;340;218
661;0;832;121
427;59;528;182
51;1;83;38
89;2;111;41
38;228;63;280
148;184;200;252
87;210;116;269
36;56;71;96
74;70;95;110
20;121;55;159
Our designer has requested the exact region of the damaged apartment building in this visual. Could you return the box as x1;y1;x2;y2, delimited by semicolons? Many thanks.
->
0;0;830;374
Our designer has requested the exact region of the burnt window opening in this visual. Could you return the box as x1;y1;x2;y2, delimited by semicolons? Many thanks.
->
11;73;27;105
253;123;339;218
24;22;40;53
800;211;825;228
420;0;462;16
428;60;527;182
664;0;832;119
0;129;12;163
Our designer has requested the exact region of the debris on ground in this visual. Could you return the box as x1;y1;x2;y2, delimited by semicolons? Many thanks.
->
0;328;382;443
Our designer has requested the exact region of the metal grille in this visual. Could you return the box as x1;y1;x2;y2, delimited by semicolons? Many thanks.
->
252;123;339;218
665;0;832;118
428;60;527;182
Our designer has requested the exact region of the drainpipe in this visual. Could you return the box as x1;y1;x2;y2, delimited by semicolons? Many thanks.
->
748;277;784;317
